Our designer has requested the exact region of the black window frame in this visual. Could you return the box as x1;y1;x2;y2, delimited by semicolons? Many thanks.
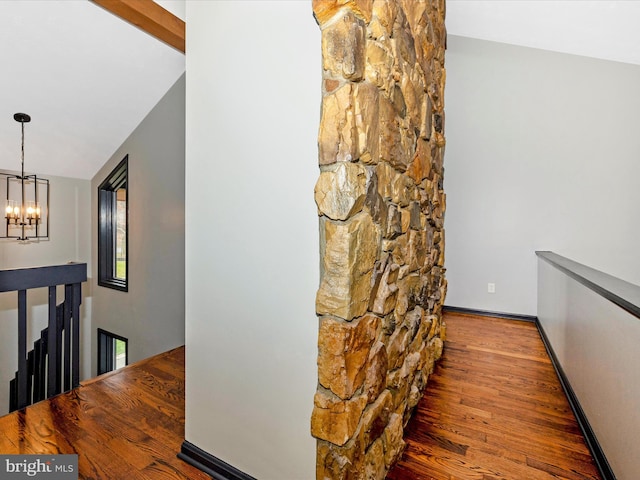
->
97;328;129;375
98;155;128;291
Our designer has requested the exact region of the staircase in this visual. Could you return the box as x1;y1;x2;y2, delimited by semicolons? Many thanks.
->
0;263;86;412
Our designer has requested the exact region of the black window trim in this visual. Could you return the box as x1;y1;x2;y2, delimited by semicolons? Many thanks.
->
97;328;129;376
98;155;128;291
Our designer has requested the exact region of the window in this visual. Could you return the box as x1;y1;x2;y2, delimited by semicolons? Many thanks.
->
98;156;128;291
97;329;128;375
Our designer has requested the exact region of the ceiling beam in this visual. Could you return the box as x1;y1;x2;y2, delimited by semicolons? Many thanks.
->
91;0;185;53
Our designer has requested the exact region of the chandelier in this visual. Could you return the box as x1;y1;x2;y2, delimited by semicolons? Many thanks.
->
2;113;49;241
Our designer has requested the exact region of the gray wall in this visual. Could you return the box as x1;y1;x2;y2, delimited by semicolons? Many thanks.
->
185;2;319;478
91;74;185;375
538;258;640;479
0;174;91;415
444;35;640;315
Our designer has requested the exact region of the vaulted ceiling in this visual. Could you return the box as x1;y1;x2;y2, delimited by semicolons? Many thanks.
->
0;1;636;180
0;0;184;180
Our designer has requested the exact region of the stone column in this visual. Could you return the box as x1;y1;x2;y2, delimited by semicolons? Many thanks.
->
311;0;447;478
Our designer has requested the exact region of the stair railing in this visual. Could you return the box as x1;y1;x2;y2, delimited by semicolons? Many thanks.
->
0;263;87;411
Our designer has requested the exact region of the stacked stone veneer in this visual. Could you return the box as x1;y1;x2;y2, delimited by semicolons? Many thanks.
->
311;0;447;478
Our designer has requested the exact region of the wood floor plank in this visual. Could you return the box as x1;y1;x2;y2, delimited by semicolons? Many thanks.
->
0;347;210;480
387;312;603;480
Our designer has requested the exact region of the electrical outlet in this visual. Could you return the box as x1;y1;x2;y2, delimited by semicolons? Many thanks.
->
487;283;496;294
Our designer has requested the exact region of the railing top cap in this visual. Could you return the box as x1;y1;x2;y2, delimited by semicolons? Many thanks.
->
0;263;87;292
536;251;640;320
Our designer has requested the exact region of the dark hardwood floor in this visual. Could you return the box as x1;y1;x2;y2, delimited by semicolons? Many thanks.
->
387;311;602;480
0;347;210;480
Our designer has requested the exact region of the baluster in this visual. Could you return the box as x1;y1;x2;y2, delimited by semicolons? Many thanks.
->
47;286;59;397
33;338;43;402
9;379;16;412
26;350;34;405
63;287;72;392
17;289;27;409
39;331;49;401
72;282;81;388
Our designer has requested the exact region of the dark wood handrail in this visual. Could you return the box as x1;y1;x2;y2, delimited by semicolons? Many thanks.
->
2;263;87;412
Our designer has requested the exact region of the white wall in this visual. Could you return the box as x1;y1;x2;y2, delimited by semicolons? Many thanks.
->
0;174;91;415
444;35;640;315
185;2;319;478
91;74;185;375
